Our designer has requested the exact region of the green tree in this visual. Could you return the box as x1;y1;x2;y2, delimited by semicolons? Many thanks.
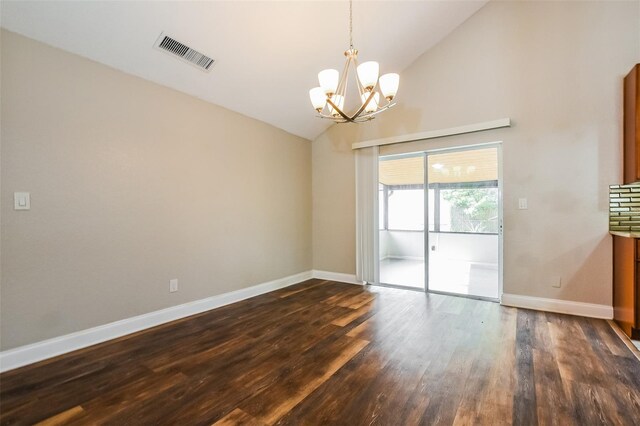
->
442;188;498;233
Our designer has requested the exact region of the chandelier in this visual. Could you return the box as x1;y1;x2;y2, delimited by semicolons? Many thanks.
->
308;0;399;123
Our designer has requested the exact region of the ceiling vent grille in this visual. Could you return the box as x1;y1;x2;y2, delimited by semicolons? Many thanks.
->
154;33;215;72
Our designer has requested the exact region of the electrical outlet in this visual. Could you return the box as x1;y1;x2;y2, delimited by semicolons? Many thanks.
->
518;198;528;210
169;279;178;293
14;192;30;210
551;277;561;288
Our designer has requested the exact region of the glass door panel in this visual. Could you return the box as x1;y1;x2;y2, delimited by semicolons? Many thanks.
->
426;147;500;299
378;153;425;289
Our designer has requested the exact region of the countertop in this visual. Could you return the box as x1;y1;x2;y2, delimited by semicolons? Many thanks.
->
610;231;640;238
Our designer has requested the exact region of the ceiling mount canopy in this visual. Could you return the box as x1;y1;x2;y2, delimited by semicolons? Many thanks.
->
309;0;400;123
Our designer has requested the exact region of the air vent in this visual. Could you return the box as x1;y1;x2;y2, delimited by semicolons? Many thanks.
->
154;33;215;72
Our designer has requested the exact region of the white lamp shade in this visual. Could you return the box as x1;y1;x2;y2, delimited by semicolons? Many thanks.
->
361;92;380;113
328;95;344;117
309;87;327;110
379;73;399;99
357;61;379;89
318;69;339;95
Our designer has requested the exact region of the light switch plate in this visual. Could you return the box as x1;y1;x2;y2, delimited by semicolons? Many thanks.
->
169;279;178;293
14;192;30;210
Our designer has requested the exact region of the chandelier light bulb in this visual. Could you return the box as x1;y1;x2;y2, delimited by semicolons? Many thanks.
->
361;92;380;113
379;73;400;100
318;69;339;96
356;61;379;91
309;87;327;111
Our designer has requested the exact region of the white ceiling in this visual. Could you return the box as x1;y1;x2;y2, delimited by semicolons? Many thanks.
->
1;1;487;140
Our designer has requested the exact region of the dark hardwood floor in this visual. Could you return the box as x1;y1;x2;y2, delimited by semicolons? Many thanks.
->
1;280;639;425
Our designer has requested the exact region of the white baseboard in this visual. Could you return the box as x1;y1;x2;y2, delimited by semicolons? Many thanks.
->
312;270;363;285
0;270;313;373
8;273;609;373
501;293;613;319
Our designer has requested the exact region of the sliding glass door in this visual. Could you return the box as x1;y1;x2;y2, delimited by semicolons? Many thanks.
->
378;153;425;289
377;145;501;300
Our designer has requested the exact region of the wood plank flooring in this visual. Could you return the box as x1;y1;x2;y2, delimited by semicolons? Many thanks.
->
1;280;639;425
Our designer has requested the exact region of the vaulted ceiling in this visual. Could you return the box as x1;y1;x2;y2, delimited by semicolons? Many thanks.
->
1;1;487;140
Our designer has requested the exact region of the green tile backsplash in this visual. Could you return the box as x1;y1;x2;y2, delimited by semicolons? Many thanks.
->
610;183;640;231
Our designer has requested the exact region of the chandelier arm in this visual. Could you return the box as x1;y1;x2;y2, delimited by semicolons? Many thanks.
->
317;115;348;123
326;97;354;122
360;102;397;118
316;110;345;120
341;59;349;100
316;115;348;124
333;56;350;99
377;96;392;108
348;103;396;123
348;90;376;121
352;57;366;96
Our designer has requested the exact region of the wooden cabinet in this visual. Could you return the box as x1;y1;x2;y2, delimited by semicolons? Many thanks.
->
624;64;640;184
613;235;640;339
613;64;640;338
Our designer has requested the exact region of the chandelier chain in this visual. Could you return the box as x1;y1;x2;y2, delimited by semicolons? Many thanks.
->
349;0;353;49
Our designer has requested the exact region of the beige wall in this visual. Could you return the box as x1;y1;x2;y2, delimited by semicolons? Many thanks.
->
0;30;312;350
2;1;638;351
313;1;640;305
